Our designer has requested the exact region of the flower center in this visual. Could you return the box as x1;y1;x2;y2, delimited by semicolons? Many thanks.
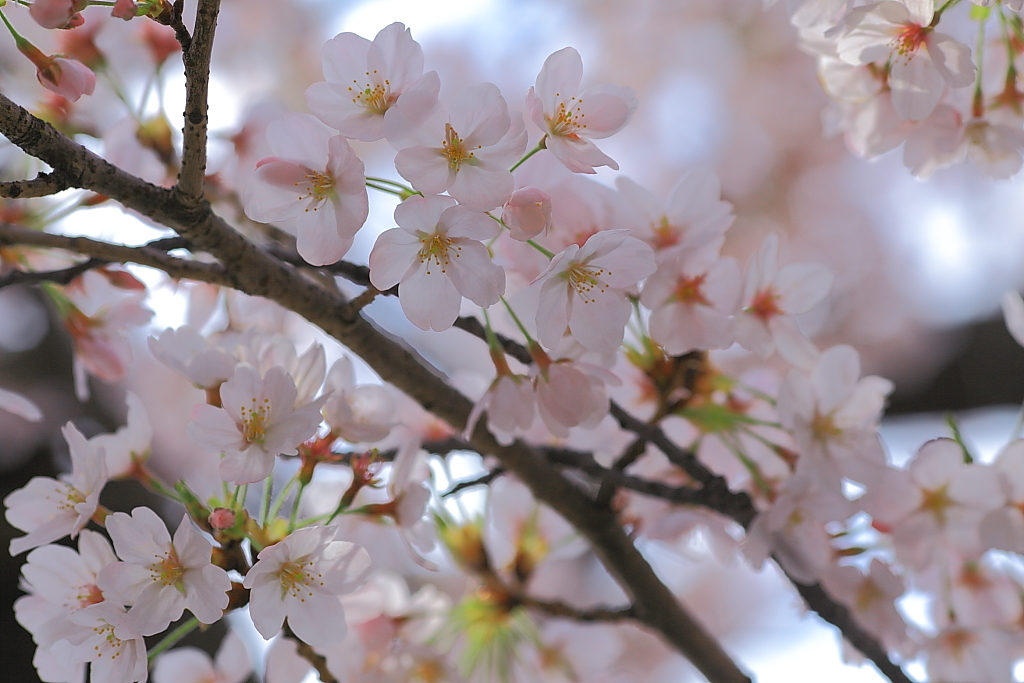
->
346;71;394;115
891;23;928;58
747;288;782;321
240;397;271;446
651;216;682;250
441;123;478;170
76;583;104;609
298;171;335;211
919;485;953;523
150;549;186;587
277;558;322;601
673;274;709;305
547;94;587;139
418;233;460;275
563;262;609;304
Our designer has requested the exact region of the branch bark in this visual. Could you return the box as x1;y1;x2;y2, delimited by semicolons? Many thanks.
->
175;0;220;200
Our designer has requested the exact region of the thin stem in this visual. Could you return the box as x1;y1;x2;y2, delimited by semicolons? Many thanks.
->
509;140;545;173
258;476;273;526
365;181;408;198
499;295;536;346
365;175;414;192
288;479;308;533
932;0;962;25
267;474;298;521
147;617;199;661
973;11;987;118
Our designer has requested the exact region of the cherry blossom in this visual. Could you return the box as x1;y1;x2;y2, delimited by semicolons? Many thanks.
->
732;233;833;368
390;83;527;211
152;631;251;683
531;352;617;438
64;602;148;683
188;364;325;484
832;0;975;121
533;229;656;356
527;47;638;173
98;508;231;635
321;356;395;444
89;392;152;479
244;113;369;266
29;0;86;30
466;372;536;446
242;525;371;647
368;195;505;331
0;387;42;422
306;22;439;142
147;325;238;391
5;422;108;556
502;186;552;241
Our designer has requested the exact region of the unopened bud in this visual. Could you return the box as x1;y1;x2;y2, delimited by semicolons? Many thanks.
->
209;507;236;530
502;187;552;241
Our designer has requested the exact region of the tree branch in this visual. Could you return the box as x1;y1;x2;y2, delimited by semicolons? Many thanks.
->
0;172;70;199
0;223;232;288
0;90;747;683
175;0;220;200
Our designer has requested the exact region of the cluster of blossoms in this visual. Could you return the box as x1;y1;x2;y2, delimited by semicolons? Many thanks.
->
771;0;1024;178
6;6;1024;683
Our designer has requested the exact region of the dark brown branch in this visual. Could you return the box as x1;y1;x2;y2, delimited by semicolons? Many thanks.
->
521;596;635;622
175;0;220;200
595;435;648;507
443;468;505;497
0;223;231;288
167;0;193;52
0;171;70;199
0;90;752;683
609;401;717;485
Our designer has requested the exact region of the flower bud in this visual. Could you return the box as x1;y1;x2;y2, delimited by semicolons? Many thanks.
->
501;186;551;241
209;507;237;530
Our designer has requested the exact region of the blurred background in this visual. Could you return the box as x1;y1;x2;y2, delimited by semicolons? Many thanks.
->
3;0;1024;681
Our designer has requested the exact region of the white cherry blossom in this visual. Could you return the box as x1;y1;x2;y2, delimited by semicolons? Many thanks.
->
98;508;231;635
188;364;325;484
306;22;439;142
152;630;251;683
533;230;656;356
368;195;505;331
244;113;369;266
527;47;638;173
5;422;108;556
242;525;371;648
65;602;148;683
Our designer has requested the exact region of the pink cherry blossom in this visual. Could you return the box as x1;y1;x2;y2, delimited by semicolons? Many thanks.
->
242;525;371;647
465;373;535;446
533;230;656;356
531;354;617;438
390;83;527;211
65;602;148;683
833;0;975;121
111;0;138;20
527;47;638;173
29;0;86;29
98;508;231;635
368;195;505;331
322;356;395;444
147;325;238;391
5;422;108;556
732;233;833;368
188;364;325;484
89;392;152;479
244;113;369;266
37;57;96;103
306;22;440;142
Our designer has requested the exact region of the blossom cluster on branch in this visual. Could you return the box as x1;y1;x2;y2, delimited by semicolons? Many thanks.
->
1;2;1024;683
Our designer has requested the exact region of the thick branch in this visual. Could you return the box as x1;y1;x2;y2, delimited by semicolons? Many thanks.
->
0;223;232;288
0;172;70;199
175;0;220;200
0;90;744;683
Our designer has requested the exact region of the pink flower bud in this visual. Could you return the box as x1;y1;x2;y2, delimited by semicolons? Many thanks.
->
111;0;138;20
209;508;236;529
501;186;552;241
29;0;86;29
37;57;96;103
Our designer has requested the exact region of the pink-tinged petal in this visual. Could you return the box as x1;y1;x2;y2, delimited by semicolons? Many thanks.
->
188;405;242;453
153;648;216;683
262;367;299;425
447;165;514;211
215;631;252;683
544;134;618;173
776;263;833;314
383;89;444;149
368;228;421;289
181;566;230;623
535;47;583;110
318;542;372;594
246;573;287;639
319;31;372;84
255;159;311;189
733;311;775;357
130;582;185;635
267;114;332;168
705;256;743;312
770;315;820;369
450;83;510;147
106;507;170;562
264;407;323;457
295;203;354;266
172;515;213;568
219;448;275;485
394;194;454;234
1003;291;1024;348
327;137;368;195
306;82;384;141
219;365;261;418
927;33;975;88
97;561;152;604
445;240;505;306
399;265;462;331
812;345;860;414
575;84;638;139
889;54;946;122
903;0;934;25
482;113;528;166
367;22;424;93
287;594;347;648
568;290;630;355
438;204;500;240
503;186;552;241
909;438;966;489
395;145;455;195
587;235;657;287
536;278;572;348
0;388;42;422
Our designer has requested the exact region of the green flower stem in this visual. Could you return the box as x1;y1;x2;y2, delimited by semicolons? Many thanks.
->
499;295;536;346
147;617;199;661
267;474;298;521
288;479;309;533
509;139;545;173
258;476;273;527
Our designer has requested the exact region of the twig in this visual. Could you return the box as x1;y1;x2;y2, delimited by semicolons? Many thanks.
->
443;468;505;497
451;315;532;365
0;223;231;288
165;0;193;52
0;171;70;199
175;0;221;200
595;435;648;507
520;596;635;623
609;401;717;485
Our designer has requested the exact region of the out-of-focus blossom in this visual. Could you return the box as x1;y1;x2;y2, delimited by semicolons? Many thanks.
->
502;187;552;241
89;392;152;479
322;356;395;444
152;630;251;683
29;0;86;29
0;387;42;422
